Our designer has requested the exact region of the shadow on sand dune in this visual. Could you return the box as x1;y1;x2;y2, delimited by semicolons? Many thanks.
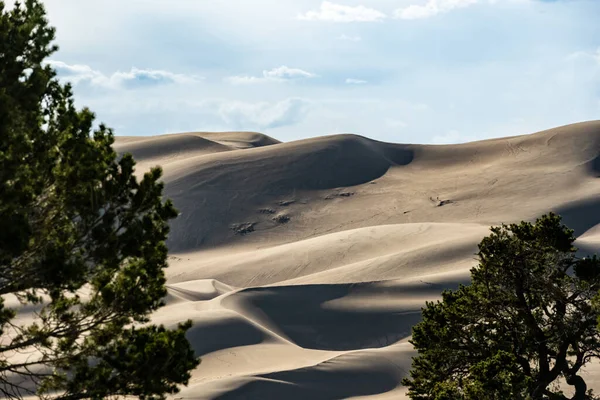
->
165;136;415;252
577;242;599;258
169;136;414;194
213;352;402;400
590;154;600;177
554;196;600;236
185;313;267;357
222;284;422;351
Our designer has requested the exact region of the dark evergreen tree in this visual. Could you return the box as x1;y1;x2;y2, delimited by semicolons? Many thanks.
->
403;213;600;400
0;1;199;398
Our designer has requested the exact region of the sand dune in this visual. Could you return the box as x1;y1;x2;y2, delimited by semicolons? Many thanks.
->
165;223;488;286
117;122;600;255
113;134;231;160
189;131;281;149
102;121;600;398
183;341;415;400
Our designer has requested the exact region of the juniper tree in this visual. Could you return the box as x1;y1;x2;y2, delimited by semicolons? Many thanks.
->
403;213;600;400
0;1;198;398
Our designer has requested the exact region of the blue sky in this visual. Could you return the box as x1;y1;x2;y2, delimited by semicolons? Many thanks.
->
28;0;600;143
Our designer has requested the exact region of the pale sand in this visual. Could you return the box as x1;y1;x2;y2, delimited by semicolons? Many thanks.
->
27;122;600;398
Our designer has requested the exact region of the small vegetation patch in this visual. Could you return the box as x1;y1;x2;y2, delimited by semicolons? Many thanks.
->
273;214;290;224
231;222;256;235
325;192;355;200
278;200;296;206
429;196;454;207
258;208;276;214
437;199;454;207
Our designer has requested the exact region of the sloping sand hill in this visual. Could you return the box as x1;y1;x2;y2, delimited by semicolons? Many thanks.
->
110;121;600;399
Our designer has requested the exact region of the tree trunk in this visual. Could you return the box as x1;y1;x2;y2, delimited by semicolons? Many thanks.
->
566;374;587;400
533;383;548;400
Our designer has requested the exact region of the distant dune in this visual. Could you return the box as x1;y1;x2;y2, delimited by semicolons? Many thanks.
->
110;121;600;399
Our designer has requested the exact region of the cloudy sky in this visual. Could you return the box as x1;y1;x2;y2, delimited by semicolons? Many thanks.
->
27;0;600;143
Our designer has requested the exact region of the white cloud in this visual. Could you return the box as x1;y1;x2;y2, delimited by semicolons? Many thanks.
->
566;48;600;65
111;67;201;88
46;60;104;84
46;60;202;89
298;1;386;22
394;0;479;20
225;75;266;85
218;98;311;129
337;34;362;41
345;78;368;84
264;65;316;79
226;65;316;85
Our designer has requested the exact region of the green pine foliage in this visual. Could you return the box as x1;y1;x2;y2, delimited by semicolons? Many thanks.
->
403;213;600;400
0;1;199;398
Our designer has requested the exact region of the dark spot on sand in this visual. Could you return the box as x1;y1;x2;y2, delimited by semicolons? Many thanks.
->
231;222;256;235
325;192;355;200
278;200;296;206
273;214;291;224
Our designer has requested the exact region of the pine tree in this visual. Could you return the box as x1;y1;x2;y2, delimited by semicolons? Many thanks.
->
403;213;600;400
0;1;199;398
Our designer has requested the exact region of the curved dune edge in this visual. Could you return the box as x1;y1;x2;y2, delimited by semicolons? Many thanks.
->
178;340;416;400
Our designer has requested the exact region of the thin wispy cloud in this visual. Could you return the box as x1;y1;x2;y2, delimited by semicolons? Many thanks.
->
226;66;316;85
47;60;202;89
264;66;316;79
345;78;368;84
298;1;386;22
566;47;600;65
394;0;479;20
112;68;202;88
